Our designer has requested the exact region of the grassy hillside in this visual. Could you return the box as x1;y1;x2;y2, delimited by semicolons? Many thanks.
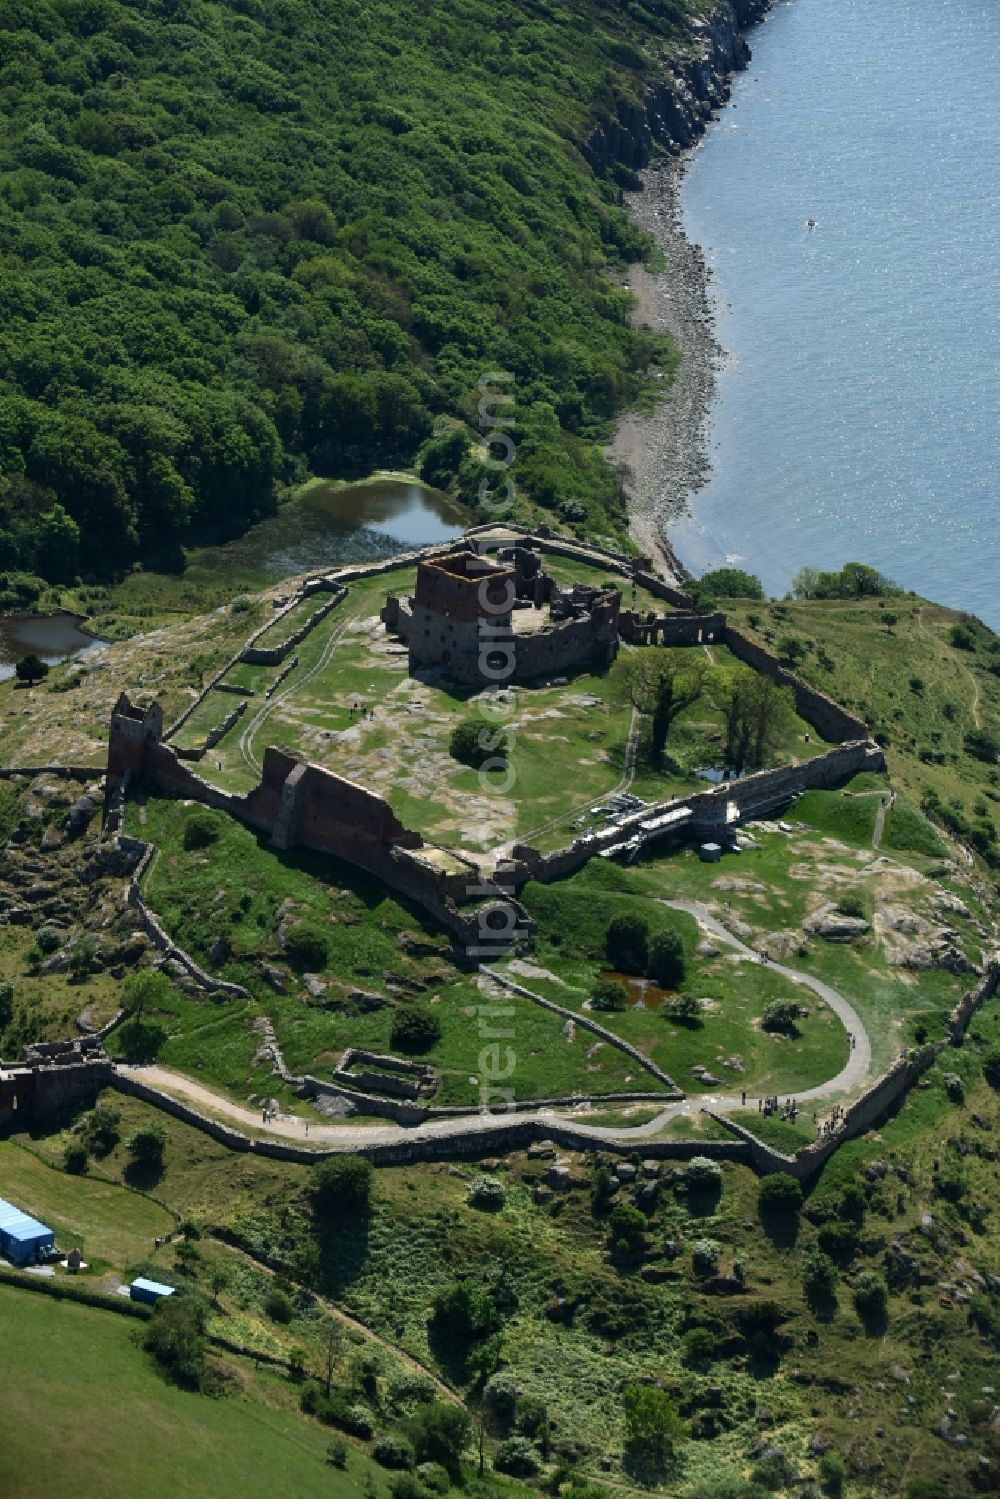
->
0;1284;387;1499
0;0;712;583
726;593;1000;880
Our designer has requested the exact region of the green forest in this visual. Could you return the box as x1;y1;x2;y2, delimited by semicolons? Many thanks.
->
0;0;701;582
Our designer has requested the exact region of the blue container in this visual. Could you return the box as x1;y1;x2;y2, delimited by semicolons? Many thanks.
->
0;1197;55;1266
129;1277;176;1305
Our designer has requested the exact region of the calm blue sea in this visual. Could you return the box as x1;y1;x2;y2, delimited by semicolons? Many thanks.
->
671;0;1000;625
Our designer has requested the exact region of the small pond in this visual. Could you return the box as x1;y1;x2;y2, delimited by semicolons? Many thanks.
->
599;971;674;1012
198;476;466;580
0;613;105;683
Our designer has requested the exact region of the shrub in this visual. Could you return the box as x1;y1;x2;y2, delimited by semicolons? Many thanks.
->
647;928;685;987
374;1434;415;1470
311;1154;373;1212
388;1477;428;1499
36;927;61;955
430;1281;496;1344
390;1004;441;1053
681;1326;716;1367
121;968;173;1015
483;1371;520;1429
264;1286;294;1323
283;924;328;970
494;1436;540;1476
63;1141;88;1175
984;1048;1000;1088
804;1253;839;1317
621;1383;685;1468
818;1451;846;1497
113;1015;167;1064
835;891;866;919
950;623;977;651
85;1104;121;1155
449;719;505;770
852;1270;888;1329
607;1203;647;1256
405;1400;471;1472
685;1157;722;1190
590;977;627;1011
127;1125;166;1165
757;1173;803;1219
606;913;648;974
761;1000;801;1033
142;1295;205;1389
692;1239;720;1276
0;982;12;1031
664;991;701;1024
817;1221;859;1264
965;729;999;764
182;810;222;850
326;1439;348;1469
466;1176;504;1211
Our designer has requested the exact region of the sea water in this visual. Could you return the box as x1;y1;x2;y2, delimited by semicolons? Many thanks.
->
671;0;1000;625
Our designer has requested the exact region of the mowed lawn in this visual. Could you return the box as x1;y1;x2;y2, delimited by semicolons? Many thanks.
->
0;1141;174;1270
0;1286;381;1499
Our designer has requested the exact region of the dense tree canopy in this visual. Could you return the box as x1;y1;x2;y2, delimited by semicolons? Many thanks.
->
0;0;690;578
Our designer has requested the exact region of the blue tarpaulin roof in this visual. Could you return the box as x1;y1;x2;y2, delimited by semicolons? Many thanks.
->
129;1277;176;1300
0;1196;54;1251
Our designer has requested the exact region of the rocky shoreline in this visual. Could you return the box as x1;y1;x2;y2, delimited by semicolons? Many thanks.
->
604;0;777;581
610;156;724;582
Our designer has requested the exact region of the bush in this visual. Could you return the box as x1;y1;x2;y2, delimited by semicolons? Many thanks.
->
835;891;866;919
430;1281;496;1344
606;913;648;975
85;1104;121;1155
326;1439;348;1469
681;1326;716;1367
761;1000;801;1033
0;981;12;1031
494;1436;540;1477
283;924;328;970
852;1269;888;1330
405;1400;471;1473
390;1004;441;1053
692;1239;721;1276
374;1434;415;1470
264;1286;294;1323
804;1253;839;1317
142;1295;206;1389
63;1141;88;1175
121;968;174;1015
388;1477;428;1499
182;811;222;850
590;977;627;1011
466;1176;504;1210
36;927;61;955
113;1015;167;1064
647;928;685;987
950;623;977;651
483;1371;520;1428
664;991;701;1025
449;719;505;770
818;1451;845;1497
127;1125;167;1165
757;1173;803;1219
607;1203;647;1256
965;729;999;764
685;1156;722;1190
311;1154;373;1212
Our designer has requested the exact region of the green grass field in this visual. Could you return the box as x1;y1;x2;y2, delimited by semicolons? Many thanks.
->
0;1141;174;1271
0;1286;388;1499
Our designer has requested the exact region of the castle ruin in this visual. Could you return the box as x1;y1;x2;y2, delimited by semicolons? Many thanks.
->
380;544;621;686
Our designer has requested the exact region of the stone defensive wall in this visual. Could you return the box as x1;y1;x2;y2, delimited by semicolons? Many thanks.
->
709;958;1000;1179
241;586;346;666
108;698;527;949
110;1069;750;1167
513;739;885;884
723;626;871;743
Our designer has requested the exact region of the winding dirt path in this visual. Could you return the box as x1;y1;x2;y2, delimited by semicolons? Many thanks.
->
122;906;870;1151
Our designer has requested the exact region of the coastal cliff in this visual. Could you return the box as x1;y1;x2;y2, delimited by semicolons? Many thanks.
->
584;0;774;172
